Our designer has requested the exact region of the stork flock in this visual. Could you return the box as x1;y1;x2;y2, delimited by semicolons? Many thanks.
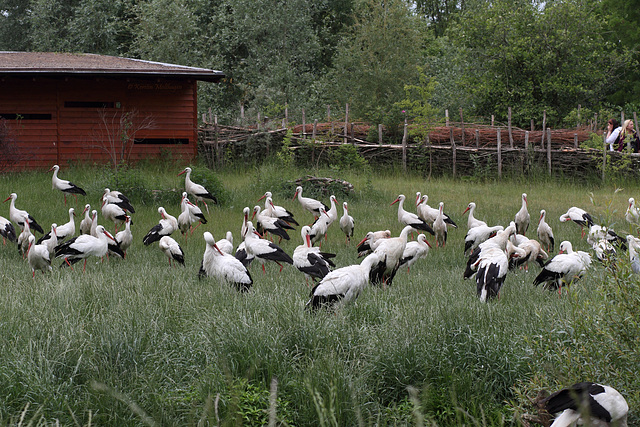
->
1;166;637;300
1;165;634;425
2;166;638;306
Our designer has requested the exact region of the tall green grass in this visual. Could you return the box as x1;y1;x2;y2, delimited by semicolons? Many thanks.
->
0;162;636;425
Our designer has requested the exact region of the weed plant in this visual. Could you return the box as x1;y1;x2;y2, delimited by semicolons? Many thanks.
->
0;162;637;425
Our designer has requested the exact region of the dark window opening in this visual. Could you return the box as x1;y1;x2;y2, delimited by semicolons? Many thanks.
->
64;101;115;108
134;138;189;145
0;113;52;120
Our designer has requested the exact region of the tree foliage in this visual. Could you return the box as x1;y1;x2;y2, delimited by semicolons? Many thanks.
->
0;0;637;128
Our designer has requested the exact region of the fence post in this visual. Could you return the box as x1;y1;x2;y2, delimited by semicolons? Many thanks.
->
285;104;289;127
602;133;607;182
541;110;546;148
524;130;529;174
547;128;552;175
475;129;479;149
497;128;502;179
491;115;495;127
459;108;465;145
450;127;456;178
313;119;318;140
574;133;578;149
344;104;349;144
508;106;513;148
302;109;306;138
531;119;534;132
402;119;408;173
445;109;449;127
378;124;383;144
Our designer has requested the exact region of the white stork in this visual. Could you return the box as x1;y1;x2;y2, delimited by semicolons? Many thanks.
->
243;221;293;273
199;231;252;292
79;204;92;235
252;201;294;241
234;207;253;268
306;252;380;310
0;214;17;244
399;233;431;272
4;193;44;234
143;207;178;246
339;201;355;245
39;207;75;244
508;236;548;271
178;192;207;237
560;207;594;238
258;191;298;225
159;236;184;266
49;164;86;204
55;225;118;271
586;224;625;249
514;193;530;235
27;235;52;278
417;194;457;228
326;195;339;225
533;240;591;294
371;225;415;287
101;202;128;233
216;231;234;255
178;167;217;213
540;382;628;427
114;215;133;257
293;186;328;218
433;201;448;247
626;197;639;226
391;194;434;235
102;188;135;213
463;223;516;292
463;202;487;229
464;224;504;256
293;225;336;282
627;234;640;274
90;210;99;237
537;209;555;252
17;219;32;257
308;208;331;246
356;229;391;257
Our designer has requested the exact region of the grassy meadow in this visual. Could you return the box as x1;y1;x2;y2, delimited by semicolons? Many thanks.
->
0;161;637;426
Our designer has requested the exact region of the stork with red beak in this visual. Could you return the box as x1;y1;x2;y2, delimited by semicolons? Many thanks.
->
49;165;86;204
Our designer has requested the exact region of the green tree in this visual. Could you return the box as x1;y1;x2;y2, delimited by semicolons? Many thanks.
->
28;0;78;52
0;0;31;51
439;0;622;127
323;0;429;137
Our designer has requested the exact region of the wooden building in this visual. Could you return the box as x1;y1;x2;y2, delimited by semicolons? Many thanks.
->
0;52;224;169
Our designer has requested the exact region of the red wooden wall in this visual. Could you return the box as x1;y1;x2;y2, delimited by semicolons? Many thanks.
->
0;76;199;169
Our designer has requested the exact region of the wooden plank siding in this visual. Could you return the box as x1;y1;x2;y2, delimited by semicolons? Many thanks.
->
0;76;199;169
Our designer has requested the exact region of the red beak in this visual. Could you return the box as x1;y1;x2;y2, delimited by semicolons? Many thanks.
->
391;198;400;206
213;243;224;255
463;206;470;215
258;194;267;201
3;196;11;203
177;169;186;176
292;191;298;201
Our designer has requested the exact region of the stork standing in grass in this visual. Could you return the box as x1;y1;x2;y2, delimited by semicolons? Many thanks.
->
433;202;448;247
102;188;135;213
339;201;355;245
371;225;415;287
199;231;252;292
559;206;594;238
114;216;133;257
416;194;457;228
399;233;431;273
306;252;380;310
258;191;298;225
143;207;178;245
243;221;293;273
27;235;52;278
178;167;217;213
79;204;92;235
159;236;184;266
533;240;591;295
293;186;327;219
4;193;44;234
293;226;336;283
49;165;86;204
55;225;119;271
391;194;434;235
39;208;75;244
514;193;530;235
537;209;554;252
463;202;487;229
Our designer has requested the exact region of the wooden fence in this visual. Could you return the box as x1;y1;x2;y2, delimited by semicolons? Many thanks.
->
197;119;640;180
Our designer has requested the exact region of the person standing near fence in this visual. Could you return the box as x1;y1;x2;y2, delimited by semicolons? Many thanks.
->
605;118;621;151
615;119;640;152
